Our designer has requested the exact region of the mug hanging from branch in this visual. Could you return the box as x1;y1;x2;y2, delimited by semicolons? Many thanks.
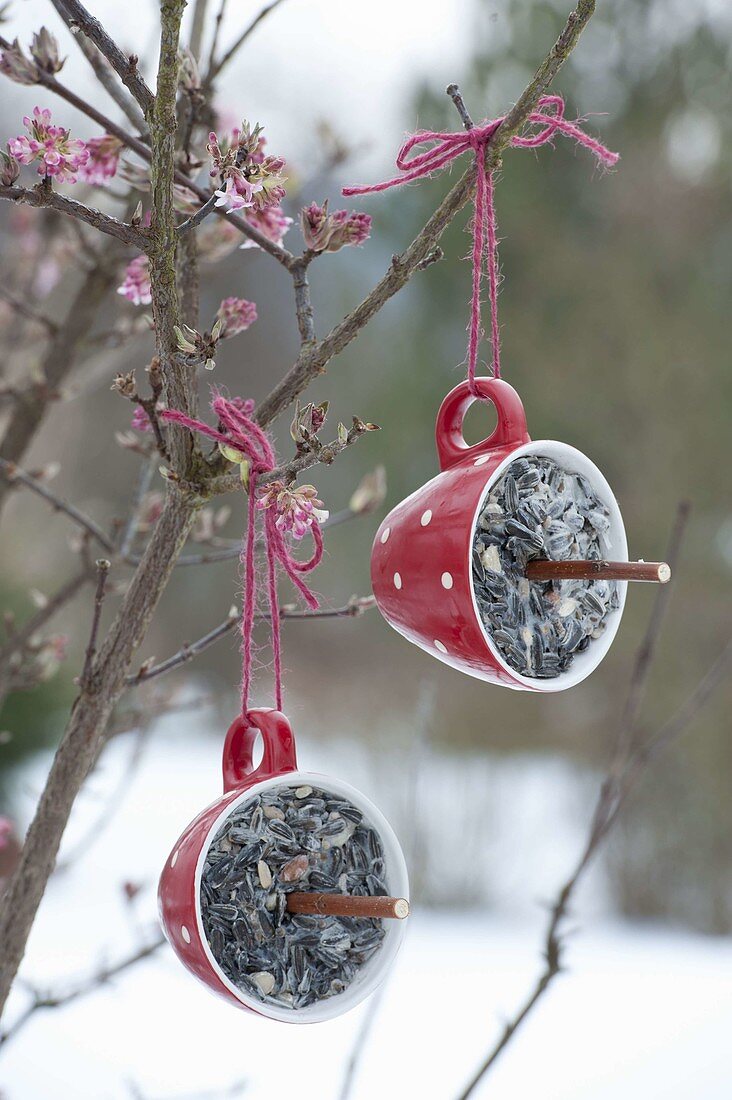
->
157;396;410;1021
346;94;670;691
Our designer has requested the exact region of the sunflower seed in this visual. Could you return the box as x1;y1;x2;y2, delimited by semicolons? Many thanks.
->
472;454;618;678
201;784;389;1011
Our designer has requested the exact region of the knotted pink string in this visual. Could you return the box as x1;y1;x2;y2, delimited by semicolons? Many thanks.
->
344;95;618;391
161;396;322;717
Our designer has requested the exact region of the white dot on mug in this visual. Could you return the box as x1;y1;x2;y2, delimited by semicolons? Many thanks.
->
181;925;191;944
474;455;490;466
380;527;391;544
393;572;402;590
434;639;447;653
441;572;454;590
420;509;432;526
171;848;179;868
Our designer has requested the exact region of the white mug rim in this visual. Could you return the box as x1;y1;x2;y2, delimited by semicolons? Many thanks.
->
468;439;629;692
193;769;409;1023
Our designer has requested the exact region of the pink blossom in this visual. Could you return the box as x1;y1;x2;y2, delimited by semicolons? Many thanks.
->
230;396;255;415
239;203;293;250
216;297;257;338
257;481;328;540
329;209;371;248
0;816;14;850
8;106;89;183
117;255;151;306
131;405;152;432
49;634;69;661
300;200;371;252
213;176;256;214
79;134;122;185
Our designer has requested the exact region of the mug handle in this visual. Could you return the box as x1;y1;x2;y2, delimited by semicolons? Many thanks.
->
222;709;298;793
435;377;530;471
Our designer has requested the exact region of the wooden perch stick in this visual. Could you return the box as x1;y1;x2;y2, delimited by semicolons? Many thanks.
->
526;559;671;584
286;893;410;920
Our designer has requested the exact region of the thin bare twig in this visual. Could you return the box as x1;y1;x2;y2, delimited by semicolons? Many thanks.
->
206;0;288;84
454;503;722;1099
51;0;148;132
176;193;218;235
0;931;164;1049
79;559;111;689
252;0;600;430
208;421;378;497
0;287;57;335
50;0;155;115
446;83;474;130
205;0;228;78
126;596;376;684
0;459;116;554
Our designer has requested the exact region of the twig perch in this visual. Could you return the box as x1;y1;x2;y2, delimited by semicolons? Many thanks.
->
286;893;410;920
526;559;671;584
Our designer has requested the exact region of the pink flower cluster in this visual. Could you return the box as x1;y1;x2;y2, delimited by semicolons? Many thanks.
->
301;201;372;253
0;816;15;850
239;204;293;250
117;255;151;306
8;106;88;183
257;481;328;540
216;297;258;338
6;107;123;187
79;133;123;186
131;405;152;432
208;121;288;216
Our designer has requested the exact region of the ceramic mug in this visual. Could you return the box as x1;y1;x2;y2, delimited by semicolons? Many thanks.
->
158;708;409;1022
371;377;628;691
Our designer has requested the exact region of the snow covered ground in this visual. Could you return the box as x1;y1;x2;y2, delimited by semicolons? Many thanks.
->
3;712;732;1099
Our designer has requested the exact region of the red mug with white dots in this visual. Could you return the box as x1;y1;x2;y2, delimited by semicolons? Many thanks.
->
158;708;409;1021
371;377;629;692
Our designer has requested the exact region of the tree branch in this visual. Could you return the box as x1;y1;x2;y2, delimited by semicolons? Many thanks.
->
0;4;196;1021
454;501;708;1098
253;1;598;429
205;0;288;84
50;0;148;132
125;595;376;684
0;930;164;1049
79;559;111;691
50;0;155;116
0;459;116;553
0;185;146;247
0;287;57;335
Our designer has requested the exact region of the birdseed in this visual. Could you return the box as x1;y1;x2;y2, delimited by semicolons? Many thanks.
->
200;784;388;1010
472;454;620;678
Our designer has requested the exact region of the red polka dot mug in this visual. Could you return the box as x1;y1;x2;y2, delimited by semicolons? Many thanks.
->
158;708;409;1022
371;377;629;691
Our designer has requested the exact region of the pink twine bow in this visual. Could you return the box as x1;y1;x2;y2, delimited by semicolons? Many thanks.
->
161;396;322;717
343;95;619;391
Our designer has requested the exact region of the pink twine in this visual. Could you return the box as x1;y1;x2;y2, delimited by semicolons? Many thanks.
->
343;95;619;391
161;396;322;717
